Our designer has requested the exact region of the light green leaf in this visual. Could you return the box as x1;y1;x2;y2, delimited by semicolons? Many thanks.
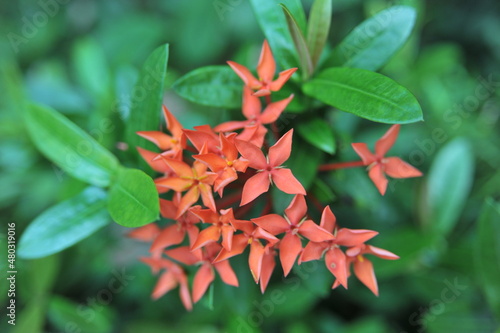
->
11;301;46;333
475;198;500;319
125;44;169;152
297;117;335;154
24;103;119;187
324;5;417;71
108;168;159;227
303;67;423;124
425;138;474;236
72;37;111;101
18;187;110;259
173;66;242;108
249;0;300;71
307;0;332;68
281;4;313;79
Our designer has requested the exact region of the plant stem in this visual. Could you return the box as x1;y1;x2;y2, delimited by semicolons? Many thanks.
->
318;160;365;171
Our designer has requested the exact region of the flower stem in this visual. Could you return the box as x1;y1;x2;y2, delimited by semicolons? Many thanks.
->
318;160;365;171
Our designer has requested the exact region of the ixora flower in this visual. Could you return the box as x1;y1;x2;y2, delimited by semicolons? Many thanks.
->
352;124;422;195
227;40;297;96
235;129;306;206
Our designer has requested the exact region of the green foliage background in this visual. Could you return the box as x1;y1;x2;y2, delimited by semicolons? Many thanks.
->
1;0;499;332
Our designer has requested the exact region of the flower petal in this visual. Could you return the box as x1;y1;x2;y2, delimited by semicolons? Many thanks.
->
128;223;160;242
235;140;267;169
214;260;239;287
221;224;235;251
164;246;200;265
213;120;248;133
335;229;378;247
240;172;271;206
368;164;388;195
177;187;200;218
193;153;227;172
155;177;192;192
284;194;307;226
353;257;379;296
268;129;293;167
199;184;216;212
279;232;302;277
300;241;327;262
249;241;266;283
137;147;171;173
259;94;293;124
365;245;399;260
137;131;172;150
191;225;221;251
251;214;289;235
178;274;193;311
375;124;399;158
325;247;348;289
242;86;262;120
213;234;249;262
271;168;306;195
384;157;422;178
152;271;177;300
257;40;276;83
351;143;376;165
320;206;336;233
150;224;185;252
269;68;298;91
259;249;276;293
298;220;334;242
161;158;193;178
193;263;215;303
227;61;261;89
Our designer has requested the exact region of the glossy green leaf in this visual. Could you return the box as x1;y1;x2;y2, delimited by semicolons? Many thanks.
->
425;138;474;236
173;66;242;108
24;103;119;187
303;67;423;124
475;198;500;319
18;187;110;259
108;168;159;227
324;5;417;71
48;296;114;333
281;4;313;79
249;0;300;70
125;44;169;152
297;117;335;154
307;0;332;68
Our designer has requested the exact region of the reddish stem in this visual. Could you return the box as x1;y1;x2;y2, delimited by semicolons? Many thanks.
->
318;160;365;171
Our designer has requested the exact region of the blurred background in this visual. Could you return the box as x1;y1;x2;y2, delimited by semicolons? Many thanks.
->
1;0;499;332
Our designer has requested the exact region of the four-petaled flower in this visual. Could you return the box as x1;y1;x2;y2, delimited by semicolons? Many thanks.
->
253;195;334;276
227;40;297;97
235;129;306;206
352;124;422;195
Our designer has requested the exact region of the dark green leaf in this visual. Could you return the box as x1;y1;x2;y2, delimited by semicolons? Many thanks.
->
249;0;299;70
307;0;332;68
108;168;159;227
280;4;313;79
303;67;423;124
425;138;474;236
475;198;500;319
173;66;242;108
297;117;336;154
18;187;110;259
48;296;113;333
125;44;169;152
324;5;417;71
24;103;119;187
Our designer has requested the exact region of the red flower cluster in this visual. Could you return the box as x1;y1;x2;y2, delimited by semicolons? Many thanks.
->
129;41;408;310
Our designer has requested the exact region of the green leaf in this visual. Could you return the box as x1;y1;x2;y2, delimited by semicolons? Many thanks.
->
11;301;46;333
280;4;313;79
297;117;336;154
173;66;242;109
324;5;417;71
475;198;500;319
307;0;332;68
108;168;159;227
24;103;119;187
249;0;300;70
72;37;111;101
18;187;110;259
125;44;169;152
48;295;114;333
425;138;474;236
303;67;423;124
